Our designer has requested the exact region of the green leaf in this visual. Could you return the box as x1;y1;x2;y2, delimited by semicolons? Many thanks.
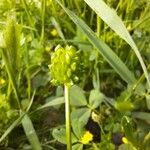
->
84;0;150;87
115;101;134;112
72;143;83;150
55;0;136;84
104;97;116;107
146;94;150;110
36;97;64;111
52;128;78;144
92;143;100;150
71;108;91;138
0;113;25;143
52;128;66;144
89;90;104;109
22;114;42;150
132;112;150;121
70;85;87;106
51;17;65;41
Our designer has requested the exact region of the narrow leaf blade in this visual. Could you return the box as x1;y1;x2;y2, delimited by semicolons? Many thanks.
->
55;0;136;84
84;0;150;87
0;113;25;143
22;114;42;150
70;85;87;106
36;97;64;111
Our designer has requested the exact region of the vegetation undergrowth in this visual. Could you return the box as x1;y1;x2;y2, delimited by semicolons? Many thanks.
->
0;0;150;150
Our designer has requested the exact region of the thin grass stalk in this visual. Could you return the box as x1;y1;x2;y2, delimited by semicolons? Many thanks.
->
21;0;39;37
1;48;21;110
64;85;71;150
27;72;31;100
69;0;73;8
97;15;101;37
7;80;11;98
74;0;81;13
82;2;87;19
90;10;94;26
21;0;34;27
67;0;72;8
61;0;65;6
51;1;60;23
124;63;150;102
95;15;101;90
40;0;45;44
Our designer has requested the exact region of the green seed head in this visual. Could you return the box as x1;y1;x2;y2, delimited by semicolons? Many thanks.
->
49;45;79;86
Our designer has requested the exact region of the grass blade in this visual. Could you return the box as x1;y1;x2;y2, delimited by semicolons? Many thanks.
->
84;0;150;87
36;97;64;111
55;0;136;84
132;112;150;121
51;17;66;42
22;114;42;150
0;113;25;143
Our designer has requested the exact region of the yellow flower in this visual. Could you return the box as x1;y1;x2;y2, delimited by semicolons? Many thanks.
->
122;137;128;144
51;29;58;37
0;78;5;85
80;131;93;144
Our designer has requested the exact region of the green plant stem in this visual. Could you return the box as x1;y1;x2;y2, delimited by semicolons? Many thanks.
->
132;14;150;30
90;10;94;26
95;15;101;90
64;84;71;150
97;15;101;37
7;80;11;98
40;0;46;44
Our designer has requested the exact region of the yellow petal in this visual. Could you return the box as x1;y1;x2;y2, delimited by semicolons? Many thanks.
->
0;78;6;85
122;137;128;144
80;131;93;144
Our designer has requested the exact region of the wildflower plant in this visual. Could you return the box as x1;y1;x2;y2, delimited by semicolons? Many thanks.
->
0;17;42;150
49;45;79;86
49;45;79;150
